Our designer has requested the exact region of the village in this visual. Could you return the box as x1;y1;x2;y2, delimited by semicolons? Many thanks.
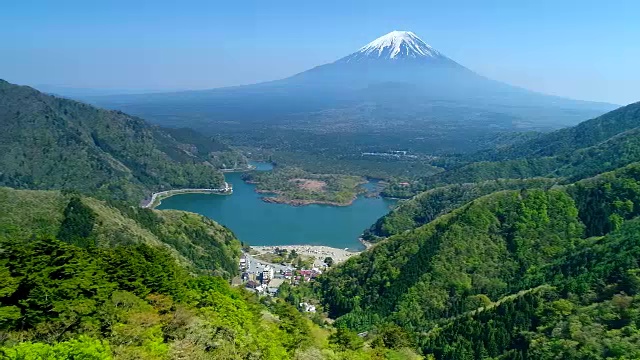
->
235;245;360;312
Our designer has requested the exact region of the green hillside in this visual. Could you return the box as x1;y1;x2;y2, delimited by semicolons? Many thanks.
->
488;100;640;159
307;162;640;359
0;236;422;359
384;102;640;198
0;187;241;278
420;217;640;359
366;178;559;240
0;80;246;203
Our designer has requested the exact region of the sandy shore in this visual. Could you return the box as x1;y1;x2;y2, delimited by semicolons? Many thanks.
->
252;245;361;267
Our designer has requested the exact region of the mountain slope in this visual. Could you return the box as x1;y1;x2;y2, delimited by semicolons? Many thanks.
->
383;101;640;198
478;100;640;160
311;163;640;359
0;187;241;277
365;177;560;240
0;80;244;202
319;188;584;324
84;31;615;157
420;216;640;359
0;235;420;359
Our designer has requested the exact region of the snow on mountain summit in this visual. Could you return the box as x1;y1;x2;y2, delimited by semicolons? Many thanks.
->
342;30;444;62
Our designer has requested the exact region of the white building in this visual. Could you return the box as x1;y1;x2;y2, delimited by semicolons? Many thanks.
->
299;302;316;313
262;265;274;283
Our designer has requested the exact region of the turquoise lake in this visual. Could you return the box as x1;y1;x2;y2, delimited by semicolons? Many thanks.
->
157;163;395;249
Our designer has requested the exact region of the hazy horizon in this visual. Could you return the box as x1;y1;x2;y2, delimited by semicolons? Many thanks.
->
2;0;639;105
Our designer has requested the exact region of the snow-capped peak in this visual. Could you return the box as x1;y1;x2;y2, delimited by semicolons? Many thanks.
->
355;30;442;60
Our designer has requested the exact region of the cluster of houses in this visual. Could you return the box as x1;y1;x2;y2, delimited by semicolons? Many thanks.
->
238;254;323;297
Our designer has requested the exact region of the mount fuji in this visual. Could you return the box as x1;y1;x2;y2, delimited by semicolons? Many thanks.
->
84;31;616;153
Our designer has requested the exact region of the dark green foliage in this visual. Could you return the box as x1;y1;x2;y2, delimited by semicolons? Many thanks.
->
96;243;189;299
324;257;334;267
0;238;114;334
0;80;232;203
421;217;640;359
318;189;582;323
385;101;640;199
57;197;97;247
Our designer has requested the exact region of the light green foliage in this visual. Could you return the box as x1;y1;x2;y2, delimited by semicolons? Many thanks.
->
368;178;559;240
0;336;112;360
0;188;241;277
0;235;419;360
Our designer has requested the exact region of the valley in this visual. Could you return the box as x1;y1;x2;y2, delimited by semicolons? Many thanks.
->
1;9;639;359
156;163;396;249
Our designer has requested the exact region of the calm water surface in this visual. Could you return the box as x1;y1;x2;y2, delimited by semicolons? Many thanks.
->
157;163;395;249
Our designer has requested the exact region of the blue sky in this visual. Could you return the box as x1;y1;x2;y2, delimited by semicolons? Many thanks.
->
1;0;638;104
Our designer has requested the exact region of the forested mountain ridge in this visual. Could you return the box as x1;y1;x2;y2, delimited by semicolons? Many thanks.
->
384;101;640;198
0;187;242;278
482;100;640;160
0;80;246;203
419;217;640;359
371;156;640;240
319;188;584;324
365;178;560;240
306;162;640;359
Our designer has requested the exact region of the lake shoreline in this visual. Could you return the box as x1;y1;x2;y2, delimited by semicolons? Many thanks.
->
220;164;256;173
155;162;396;249
142;183;232;209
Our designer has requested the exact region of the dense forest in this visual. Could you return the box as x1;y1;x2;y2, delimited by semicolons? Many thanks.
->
0;80;247;203
0;236;421;359
365;178;559;240
292;162;640;359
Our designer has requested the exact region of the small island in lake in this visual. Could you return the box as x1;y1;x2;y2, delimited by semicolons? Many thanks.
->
242;167;367;206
